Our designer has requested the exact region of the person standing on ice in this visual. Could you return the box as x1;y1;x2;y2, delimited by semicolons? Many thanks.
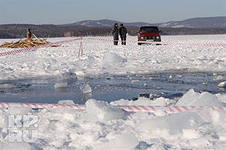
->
112;23;119;45
119;24;127;45
27;28;32;40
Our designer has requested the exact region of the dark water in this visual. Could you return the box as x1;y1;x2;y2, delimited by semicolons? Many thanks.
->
0;72;225;104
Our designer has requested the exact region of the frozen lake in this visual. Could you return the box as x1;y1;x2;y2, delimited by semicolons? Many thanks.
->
1;35;226;150
0;35;226;103
0;71;225;104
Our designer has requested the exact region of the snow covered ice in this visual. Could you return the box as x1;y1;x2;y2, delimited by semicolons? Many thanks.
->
1;91;226;149
0;35;226;80
1;35;226;149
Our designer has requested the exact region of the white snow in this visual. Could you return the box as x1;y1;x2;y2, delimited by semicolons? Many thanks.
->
86;99;127;122
0;35;226;80
0;143;34;150
218;81;226;88
1;35;226;149
54;82;68;89
111;97;171;106
58;100;75;105
112;89;226;107
176;89;223;106
0;91;225;149
102;52;127;71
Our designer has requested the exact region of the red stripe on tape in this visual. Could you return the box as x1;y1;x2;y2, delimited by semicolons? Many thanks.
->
218;106;225;112
39;104;46;109
0;103;5;109
0;102;226;114
140;106;149;111
168;107;175;113
174;106;182;112
148;106;156;111
124;106;135;112
133;106;141;111
182;106;189;111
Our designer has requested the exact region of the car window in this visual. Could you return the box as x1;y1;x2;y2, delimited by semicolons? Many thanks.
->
140;27;159;33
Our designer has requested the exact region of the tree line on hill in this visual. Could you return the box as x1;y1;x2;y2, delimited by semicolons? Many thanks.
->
0;24;226;39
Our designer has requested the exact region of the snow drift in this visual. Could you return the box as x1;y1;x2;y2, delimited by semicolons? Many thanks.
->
1;35;226;80
1;35;226;149
0;90;226;149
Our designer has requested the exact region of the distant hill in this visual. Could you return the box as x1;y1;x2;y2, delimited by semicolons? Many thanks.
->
1;16;226;39
66;16;226;28
159;16;226;28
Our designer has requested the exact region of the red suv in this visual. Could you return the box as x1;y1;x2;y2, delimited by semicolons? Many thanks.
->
138;26;161;45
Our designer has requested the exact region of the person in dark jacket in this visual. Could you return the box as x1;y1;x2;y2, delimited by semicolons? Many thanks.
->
119;24;127;45
27;28;32;40
112;23;119;45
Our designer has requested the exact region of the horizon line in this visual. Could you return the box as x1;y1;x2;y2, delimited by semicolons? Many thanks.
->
0;15;225;26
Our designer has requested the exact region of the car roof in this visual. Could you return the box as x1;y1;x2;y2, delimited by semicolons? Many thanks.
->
140;26;159;28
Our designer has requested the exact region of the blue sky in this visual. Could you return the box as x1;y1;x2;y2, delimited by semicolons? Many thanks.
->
0;0;225;24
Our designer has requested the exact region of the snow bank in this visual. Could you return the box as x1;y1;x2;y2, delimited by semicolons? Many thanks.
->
111;89;226;107
176;89;223;106
102;52;127;72
1;35;226;79
86;99;127;122
0;98;226;149
138;111;204;136
114;89;225;107
0;143;33;150
8;105;32;114
1;35;226;149
95;132;138;150
216;93;226;104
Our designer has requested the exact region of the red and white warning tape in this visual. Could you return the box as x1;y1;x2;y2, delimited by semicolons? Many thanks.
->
0;102;225;113
0;102;86;110
118;105;226;113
